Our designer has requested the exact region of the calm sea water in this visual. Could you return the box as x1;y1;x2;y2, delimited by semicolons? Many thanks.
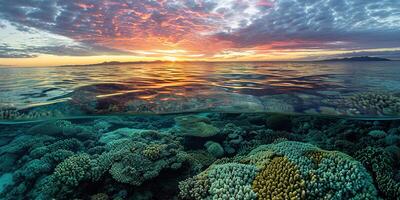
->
1;61;400;199
1;61;400;121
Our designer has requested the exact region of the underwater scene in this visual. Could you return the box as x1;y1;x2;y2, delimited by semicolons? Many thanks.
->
1;61;400;200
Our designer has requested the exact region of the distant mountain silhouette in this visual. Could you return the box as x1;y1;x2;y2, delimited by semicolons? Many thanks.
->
320;56;391;62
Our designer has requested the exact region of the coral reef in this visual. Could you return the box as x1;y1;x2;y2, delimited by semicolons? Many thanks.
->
98;130;188;186
338;92;400;115
1;113;398;199
178;172;210;200
53;154;91;186
180;141;378;200
208;163;258;199
355;147;400;199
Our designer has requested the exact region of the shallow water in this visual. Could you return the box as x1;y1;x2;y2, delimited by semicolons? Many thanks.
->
1;62;400;199
1;61;400;121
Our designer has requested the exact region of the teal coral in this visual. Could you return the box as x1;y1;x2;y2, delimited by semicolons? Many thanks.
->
208;163;258;200
355;147;400;199
92;130;188;185
53;154;91;186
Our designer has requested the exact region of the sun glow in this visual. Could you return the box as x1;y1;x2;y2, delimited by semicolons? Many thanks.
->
164;56;178;62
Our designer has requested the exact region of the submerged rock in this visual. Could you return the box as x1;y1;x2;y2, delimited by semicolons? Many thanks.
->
99;128;158;143
174;115;219;137
204;141;224;158
0;173;13;193
368;130;387;139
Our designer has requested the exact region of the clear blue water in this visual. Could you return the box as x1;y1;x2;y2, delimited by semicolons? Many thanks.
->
1;61;400;121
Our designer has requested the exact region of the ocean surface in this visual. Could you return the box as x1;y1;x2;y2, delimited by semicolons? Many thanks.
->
1;61;400;199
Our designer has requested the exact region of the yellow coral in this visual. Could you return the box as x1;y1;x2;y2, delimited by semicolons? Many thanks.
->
142;144;166;160
305;150;326;165
252;156;306;200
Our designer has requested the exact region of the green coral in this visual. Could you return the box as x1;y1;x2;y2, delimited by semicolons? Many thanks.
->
179;172;210;200
355;147;400;199
53;154;91;186
142;144;166;160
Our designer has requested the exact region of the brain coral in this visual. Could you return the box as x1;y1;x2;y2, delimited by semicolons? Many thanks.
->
179;141;378;200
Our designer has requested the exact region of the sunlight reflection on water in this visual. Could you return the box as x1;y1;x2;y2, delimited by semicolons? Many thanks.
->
1;61;400;119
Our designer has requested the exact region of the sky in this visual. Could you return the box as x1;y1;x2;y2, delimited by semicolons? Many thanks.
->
0;0;399;67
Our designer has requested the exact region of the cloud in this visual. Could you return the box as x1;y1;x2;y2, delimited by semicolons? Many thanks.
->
0;0;399;59
215;0;400;50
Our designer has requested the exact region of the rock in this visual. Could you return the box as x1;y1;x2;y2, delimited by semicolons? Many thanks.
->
99;128;157;143
204;141;224;158
385;145;400;161
384;134;400;146
266;114;292;131
175;115;219;137
0;173;13;193
368;130;387;139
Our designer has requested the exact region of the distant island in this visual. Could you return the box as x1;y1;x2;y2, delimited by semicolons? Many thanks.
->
55;56;394;67
320;56;391;62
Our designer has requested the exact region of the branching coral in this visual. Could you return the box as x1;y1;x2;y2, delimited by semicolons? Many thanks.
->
0;107;63;121
53;154;91;186
179;172;210;200
92;130;188;185
0;135;55;155
208;163;258;200
355;147;400;199
253;156;306;200
338;92;400;115
142;144;166;160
